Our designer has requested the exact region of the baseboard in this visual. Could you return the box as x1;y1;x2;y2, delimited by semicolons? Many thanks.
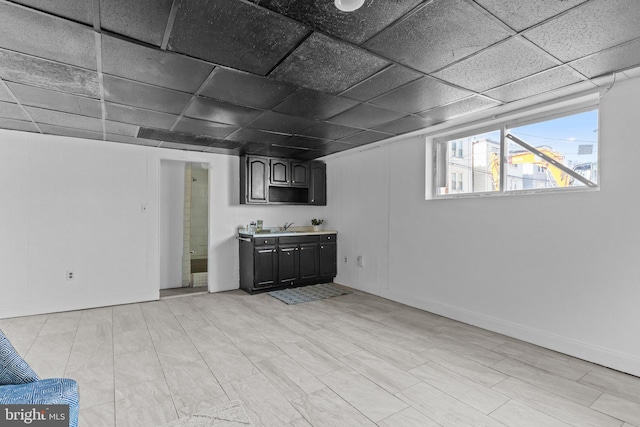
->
377;288;640;377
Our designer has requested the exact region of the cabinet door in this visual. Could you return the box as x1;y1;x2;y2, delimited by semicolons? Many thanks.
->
247;157;269;203
270;159;289;185
254;246;278;288
309;162;326;205
290;162;309;187
298;243;319;280
319;242;337;278
278;246;298;284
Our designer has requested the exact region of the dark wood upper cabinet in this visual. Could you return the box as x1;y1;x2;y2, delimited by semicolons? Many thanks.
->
269;159;308;187
241;156;269;203
269;159;290;185
241;155;325;205
309;161;326;206
291;162;309;187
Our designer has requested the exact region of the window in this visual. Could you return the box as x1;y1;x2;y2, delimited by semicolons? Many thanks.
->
451;141;463;158
434;108;598;198
451;172;463;191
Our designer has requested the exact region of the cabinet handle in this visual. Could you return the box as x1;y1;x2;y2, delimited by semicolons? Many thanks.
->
258;249;274;253
321;246;324;249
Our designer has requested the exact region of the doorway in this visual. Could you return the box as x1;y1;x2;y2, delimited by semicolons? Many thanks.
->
159;160;209;296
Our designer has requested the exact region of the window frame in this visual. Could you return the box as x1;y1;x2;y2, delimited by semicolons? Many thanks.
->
433;104;599;200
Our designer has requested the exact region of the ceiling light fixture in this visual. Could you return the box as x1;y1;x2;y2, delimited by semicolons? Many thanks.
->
335;0;364;12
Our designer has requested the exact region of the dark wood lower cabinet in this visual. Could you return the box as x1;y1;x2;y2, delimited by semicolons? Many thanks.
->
239;233;336;294
278;245;298;284
319;242;337;278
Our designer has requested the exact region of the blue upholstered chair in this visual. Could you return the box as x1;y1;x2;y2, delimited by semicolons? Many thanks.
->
0;330;79;427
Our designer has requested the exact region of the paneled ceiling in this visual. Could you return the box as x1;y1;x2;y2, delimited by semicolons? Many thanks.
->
1;0;639;160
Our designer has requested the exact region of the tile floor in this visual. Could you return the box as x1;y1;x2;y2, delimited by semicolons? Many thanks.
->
1;287;639;427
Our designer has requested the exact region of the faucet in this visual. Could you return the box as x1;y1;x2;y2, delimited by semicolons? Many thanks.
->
282;222;294;231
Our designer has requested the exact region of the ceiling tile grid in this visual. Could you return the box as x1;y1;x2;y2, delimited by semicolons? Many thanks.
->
168;0;310;75
0;0;638;159
270;32;390;94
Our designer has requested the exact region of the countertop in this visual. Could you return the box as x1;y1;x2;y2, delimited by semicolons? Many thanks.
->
238;229;337;238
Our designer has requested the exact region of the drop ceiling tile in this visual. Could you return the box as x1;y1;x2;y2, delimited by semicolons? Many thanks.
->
173;117;239;139
311;141;356;157
484;66;585;103
169;0;309;75
273;89;359;120
339;129;393;146
0;49;100;98
185;97;263;127
105;120;138;137
475;0;588;32
139;127;221;146
420;96;500;122
270;32;389;94
298;122;361;140
0;83;14;103
0;117;39;132
0;101;30;121
247;111;317;134
371;77;471;114
251;0;423;45
208;139;244;151
328;103;405;129
101;35;213;93
290;150;324;161
226;128;291;145
105;102;178;129
25;106;103;131
364;0;511;74
281;136;331;149
254;145;315;159
7;82;102;118
571;38;640;78
39;124;103;141
0;2;96;69
342;65;423;102
10;0;93;25
100;0;173;46
239;141;270;154
433;38;558;92
373;115;434;135
199;68;296;110
103;75;193;115
524;0;640;62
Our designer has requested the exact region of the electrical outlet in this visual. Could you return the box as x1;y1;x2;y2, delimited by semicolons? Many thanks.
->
66;271;74;281
357;255;363;267
344;257;348;263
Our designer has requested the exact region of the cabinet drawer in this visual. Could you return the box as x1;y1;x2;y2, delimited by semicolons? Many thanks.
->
320;234;337;242
254;237;277;246
279;235;320;245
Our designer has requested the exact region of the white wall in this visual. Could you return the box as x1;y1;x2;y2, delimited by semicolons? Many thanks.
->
325;77;640;377
159;160;185;289
0;131;325;318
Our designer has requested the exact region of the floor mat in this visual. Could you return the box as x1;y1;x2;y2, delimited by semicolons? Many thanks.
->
268;283;352;305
